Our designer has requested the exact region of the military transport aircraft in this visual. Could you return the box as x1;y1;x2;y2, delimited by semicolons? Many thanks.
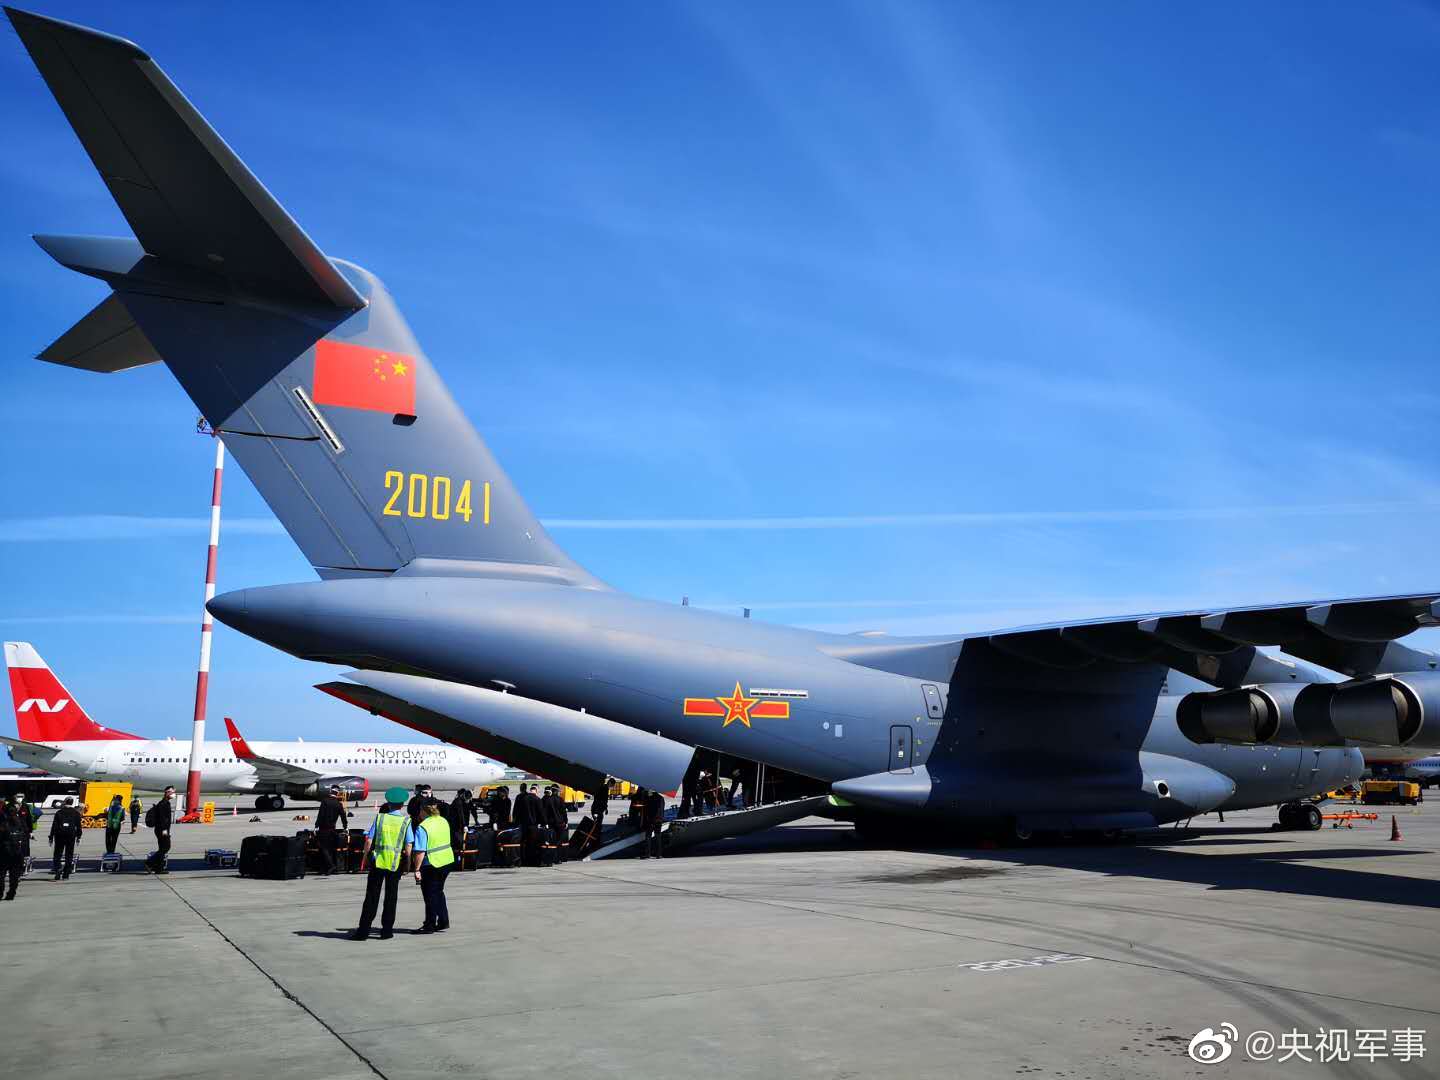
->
12;8;1440;841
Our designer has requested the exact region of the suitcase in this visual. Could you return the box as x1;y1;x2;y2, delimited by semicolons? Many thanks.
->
100;853;122;873
205;848;238;868
467;825;494;870
493;828;520;868
239;835;272;877
570;816;598;857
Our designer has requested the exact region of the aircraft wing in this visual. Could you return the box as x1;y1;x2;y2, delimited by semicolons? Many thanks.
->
824;591;1440;686
223;717;321;785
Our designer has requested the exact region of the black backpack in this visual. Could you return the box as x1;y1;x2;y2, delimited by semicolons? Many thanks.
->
144;805;156;828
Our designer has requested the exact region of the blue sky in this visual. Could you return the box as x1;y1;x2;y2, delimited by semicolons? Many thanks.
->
3;1;1440;748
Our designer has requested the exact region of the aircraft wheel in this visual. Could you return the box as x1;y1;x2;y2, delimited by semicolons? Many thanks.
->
1302;804;1323;831
270;795;285;811
254;796;269;811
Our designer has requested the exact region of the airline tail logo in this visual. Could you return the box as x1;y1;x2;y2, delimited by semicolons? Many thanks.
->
17;698;69;713
5;641;141;742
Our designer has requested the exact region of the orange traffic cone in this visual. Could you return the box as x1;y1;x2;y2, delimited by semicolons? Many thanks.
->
1389;815;1402;841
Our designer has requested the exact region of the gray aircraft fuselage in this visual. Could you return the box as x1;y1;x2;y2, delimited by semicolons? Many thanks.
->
209;573;1362;825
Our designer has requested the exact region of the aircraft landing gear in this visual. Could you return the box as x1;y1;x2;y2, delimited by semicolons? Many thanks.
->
254;794;286;812
1276;802;1322;831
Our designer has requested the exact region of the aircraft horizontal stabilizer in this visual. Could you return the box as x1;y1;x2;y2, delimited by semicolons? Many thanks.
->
38;293;161;373
7;7;363;311
0;734;61;758
319;672;695;793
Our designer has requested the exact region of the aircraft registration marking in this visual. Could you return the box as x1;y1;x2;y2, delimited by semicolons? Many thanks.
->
959;953;1092;973
382;472;490;524
684;681;791;728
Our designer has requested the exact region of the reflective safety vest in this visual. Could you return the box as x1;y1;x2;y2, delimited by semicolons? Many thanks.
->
372;811;409;871
420;816;454;868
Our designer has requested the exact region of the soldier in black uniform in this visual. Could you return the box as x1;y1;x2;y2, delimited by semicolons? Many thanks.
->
0;795;29;899
315;785;349;875
543;785;568;849
407;784;433;829
641;788;666;859
486;786;511;830
150;786;174;873
129;795;141;833
48;796;83;880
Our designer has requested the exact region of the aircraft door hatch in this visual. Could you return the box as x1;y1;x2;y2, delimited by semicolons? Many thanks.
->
922;683;944;719
93;753;109;776
889;725;914;774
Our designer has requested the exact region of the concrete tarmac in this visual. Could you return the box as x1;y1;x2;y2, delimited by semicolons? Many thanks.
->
2;801;1436;1079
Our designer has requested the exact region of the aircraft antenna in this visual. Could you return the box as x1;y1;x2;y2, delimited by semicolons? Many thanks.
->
182;422;225;817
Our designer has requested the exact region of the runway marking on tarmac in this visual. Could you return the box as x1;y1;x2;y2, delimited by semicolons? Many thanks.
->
959;953;1093;973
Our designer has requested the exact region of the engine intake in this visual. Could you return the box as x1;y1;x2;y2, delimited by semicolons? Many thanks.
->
287;776;370;801
1175;683;1305;745
1296;675;1431;747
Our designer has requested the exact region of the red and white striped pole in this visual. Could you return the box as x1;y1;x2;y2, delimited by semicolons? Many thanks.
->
184;435;225;815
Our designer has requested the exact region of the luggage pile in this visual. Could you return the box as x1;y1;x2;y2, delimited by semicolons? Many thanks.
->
238;835;306;880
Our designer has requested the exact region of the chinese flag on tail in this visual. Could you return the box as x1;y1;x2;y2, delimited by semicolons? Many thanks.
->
312;340;416;415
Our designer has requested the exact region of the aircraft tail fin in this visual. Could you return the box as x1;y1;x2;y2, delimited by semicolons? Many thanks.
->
10;8;599;586
4;642;142;742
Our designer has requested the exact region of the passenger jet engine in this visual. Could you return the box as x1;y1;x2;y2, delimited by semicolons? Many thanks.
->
292;776;369;802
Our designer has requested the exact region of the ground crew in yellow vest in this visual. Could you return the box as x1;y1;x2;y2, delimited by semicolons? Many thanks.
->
413;799;455;933
350;787;415;941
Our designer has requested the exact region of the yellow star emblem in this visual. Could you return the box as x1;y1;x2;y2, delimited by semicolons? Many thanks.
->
717;681;757;728
392;359;408;377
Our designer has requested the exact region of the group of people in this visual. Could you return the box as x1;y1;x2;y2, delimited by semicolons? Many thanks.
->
349;786;457;940
0;786;173;898
679;768;746;817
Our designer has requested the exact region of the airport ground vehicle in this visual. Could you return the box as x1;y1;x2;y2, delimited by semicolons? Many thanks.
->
76;781;133;826
1361;780;1422;806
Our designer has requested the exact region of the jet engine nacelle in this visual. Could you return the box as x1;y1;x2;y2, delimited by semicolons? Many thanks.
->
1294;674;1440;748
286;776;370;802
1175;683;1306;746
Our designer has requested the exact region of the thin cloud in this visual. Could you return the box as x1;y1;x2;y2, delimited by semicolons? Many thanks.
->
0;515;286;542
0;614;194;625
543;501;1436;531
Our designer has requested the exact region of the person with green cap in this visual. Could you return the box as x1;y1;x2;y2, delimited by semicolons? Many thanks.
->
350;787;415;941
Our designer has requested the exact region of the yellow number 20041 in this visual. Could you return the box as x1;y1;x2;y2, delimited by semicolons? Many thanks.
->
382;471;489;525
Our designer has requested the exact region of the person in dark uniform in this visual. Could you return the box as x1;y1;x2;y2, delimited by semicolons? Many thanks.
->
315;785;349;876
0;796;28;900
151;786;174;873
627;786;644;828
591;782;609;832
447;788;472;853
103;794;126;854
407;784;433;829
487;786;511;830
128;795;141;833
514;784;541;866
728;769;746;809
49;796;83;880
543;785;568;850
641;788;666;859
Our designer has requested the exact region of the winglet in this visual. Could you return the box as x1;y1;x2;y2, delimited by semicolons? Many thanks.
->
223;716;256;760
